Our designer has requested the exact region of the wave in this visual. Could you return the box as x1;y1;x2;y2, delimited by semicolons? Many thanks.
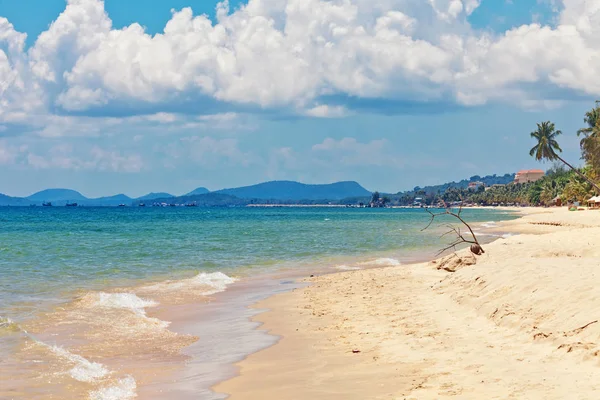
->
373;258;401;266
94;292;158;316
90;376;137;400
0;316;19;333
480;221;498;228
192;271;237;295
357;258;401;267
11;318;139;398
139;271;237;298
334;265;361;271
7;319;111;385
48;345;109;383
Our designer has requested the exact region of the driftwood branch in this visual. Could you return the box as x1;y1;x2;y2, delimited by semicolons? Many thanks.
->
422;199;485;256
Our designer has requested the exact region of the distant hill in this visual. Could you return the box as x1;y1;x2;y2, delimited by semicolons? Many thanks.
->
88;194;132;206
151;193;248;206
0;193;33;206
28;189;87;203
215;181;371;201
136;192;174;201
185;187;210;196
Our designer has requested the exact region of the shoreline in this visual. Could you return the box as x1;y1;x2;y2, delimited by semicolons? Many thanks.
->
0;207;521;399
215;206;600;399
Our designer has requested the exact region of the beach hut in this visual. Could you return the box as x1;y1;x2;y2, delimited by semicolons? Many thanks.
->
587;196;600;209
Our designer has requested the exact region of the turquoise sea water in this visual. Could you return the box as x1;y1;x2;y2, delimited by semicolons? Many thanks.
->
0;206;517;323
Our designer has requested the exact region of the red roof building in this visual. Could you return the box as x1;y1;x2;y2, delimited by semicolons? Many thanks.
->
515;169;545;184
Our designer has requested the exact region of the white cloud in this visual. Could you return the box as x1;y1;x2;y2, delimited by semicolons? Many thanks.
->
174;136;258;166
1;0;600;126
23;143;143;172
0;140;18;165
312;137;403;167
304;104;348;118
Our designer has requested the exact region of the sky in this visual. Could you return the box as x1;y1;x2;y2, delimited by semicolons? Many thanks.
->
0;0;597;197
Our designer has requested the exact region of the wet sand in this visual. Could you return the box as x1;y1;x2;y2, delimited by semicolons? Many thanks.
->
216;207;600;399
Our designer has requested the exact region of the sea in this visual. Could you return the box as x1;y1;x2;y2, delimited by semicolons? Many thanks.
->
0;206;518;399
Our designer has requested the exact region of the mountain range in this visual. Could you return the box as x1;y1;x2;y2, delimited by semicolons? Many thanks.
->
0;181;371;206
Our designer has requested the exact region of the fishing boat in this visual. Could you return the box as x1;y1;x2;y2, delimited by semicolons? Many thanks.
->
66;202;78;207
42;202;52;207
139;203;146;207
118;204;126;207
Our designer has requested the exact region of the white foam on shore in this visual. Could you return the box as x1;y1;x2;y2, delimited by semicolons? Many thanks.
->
0;316;17;330
90;376;137;400
139;271;237;297
94;293;158;316
480;221;498;228
373;258;401;266
357;258;401;267
192;272;237;295
48;345;109;382
334;265;361;271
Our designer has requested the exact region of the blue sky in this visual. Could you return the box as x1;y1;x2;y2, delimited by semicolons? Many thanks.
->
0;0;596;197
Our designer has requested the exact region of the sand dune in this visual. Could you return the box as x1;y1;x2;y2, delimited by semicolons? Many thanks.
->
216;207;600;399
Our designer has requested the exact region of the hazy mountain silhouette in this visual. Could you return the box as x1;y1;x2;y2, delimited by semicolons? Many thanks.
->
214;181;371;200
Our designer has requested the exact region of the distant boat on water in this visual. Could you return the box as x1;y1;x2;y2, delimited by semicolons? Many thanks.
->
139;203;146;207
118;204;126;207
42;202;52;207
66;202;78;207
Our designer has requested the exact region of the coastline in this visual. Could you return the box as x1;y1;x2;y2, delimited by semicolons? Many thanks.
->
0;206;521;399
215;206;600;399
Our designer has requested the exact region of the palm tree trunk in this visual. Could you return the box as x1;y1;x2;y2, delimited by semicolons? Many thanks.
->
556;155;600;194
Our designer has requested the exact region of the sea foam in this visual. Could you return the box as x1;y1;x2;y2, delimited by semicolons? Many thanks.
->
47;345;109;382
94;293;158;316
373;258;401;266
334;265;361;271
357;258;401;267
192;272;237;295
480;221;498;228
90;376;137;400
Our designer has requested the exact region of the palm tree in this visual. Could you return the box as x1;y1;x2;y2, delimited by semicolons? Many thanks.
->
529;121;600;193
577;101;600;139
578;102;600;175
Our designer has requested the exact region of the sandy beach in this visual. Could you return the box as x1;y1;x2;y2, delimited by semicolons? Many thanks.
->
216;207;600;399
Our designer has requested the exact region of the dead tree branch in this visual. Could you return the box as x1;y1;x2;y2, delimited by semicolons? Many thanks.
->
422;199;485;256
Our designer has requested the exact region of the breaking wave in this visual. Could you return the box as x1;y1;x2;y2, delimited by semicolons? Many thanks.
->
48;345;109;383
192;272;237;295
334;265;361;271
90;376;137;400
0;316;19;333
94;292;158;316
139;271;237;297
480;221;498;228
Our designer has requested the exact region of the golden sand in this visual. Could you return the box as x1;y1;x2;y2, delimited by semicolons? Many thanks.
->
216;207;600;399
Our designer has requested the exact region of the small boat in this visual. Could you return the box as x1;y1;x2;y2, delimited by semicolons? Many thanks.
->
42;202;52;207
66;202;78;207
138;203;146;207
118;204;126;207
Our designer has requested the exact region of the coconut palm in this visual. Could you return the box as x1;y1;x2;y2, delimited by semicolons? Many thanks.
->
577;101;600;139
529;121;600;193
577;102;600;175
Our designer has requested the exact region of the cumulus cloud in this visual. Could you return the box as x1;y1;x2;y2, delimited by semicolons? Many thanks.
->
6;141;144;172
312;137;403;167
0;0;599;127
167;136;259;167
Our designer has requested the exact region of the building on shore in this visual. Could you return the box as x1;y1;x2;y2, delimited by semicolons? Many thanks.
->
514;169;545;184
